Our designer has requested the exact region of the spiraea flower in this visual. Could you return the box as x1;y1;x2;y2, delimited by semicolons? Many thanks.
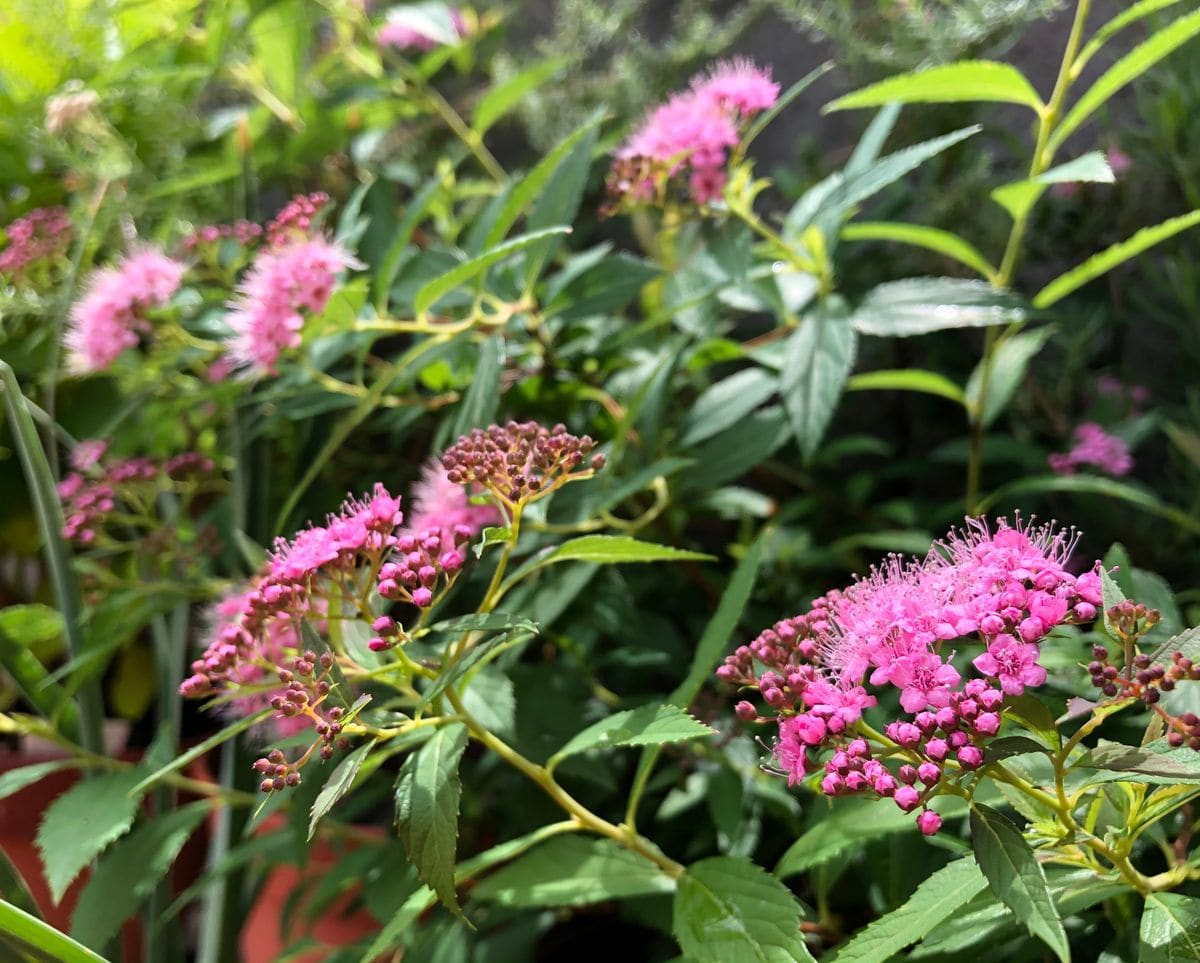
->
606;59;779;210
1048;422;1133;477
265;192;330;248
64;247;186;373
718;516;1106;831
440;421;605;507
224;234;353;375
0;206;73;280
405;457;502;538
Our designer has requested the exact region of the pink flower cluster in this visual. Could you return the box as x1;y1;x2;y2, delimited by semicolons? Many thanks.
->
57;442;214;545
608;60;780;207
405;458;502;537
266;192;330;248
1048;422;1132;477
0;206;72;279
64;248;187;372
377;7;467;51
182;220;263;253
224;235;353;375
719;517;1104;832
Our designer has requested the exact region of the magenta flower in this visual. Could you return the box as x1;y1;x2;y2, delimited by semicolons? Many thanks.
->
0;206;72;279
405;458;502;539
883;653;961;713
694;59;781;116
65;247;186;372
973;634;1047;695
1049;422;1132;477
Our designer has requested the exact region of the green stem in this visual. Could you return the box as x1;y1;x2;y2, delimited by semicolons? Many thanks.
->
965;0;1092;510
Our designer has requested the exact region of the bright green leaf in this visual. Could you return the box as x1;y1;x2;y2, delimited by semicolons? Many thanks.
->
991;151;1114;221
741;62;834;150
1074;0;1188;77
841;221;997;279
37;769;146;904
1034;209;1200;309
969;804;1069;961
0;760;77;803
674;856;815;963
847;368;966;405
505;535;713;587
0;898;108;963
826;61;1044;112
1140;893;1200;961
394;723;469;918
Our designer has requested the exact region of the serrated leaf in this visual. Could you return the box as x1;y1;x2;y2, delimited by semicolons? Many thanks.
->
37;769;146;904
0;761;77;802
472;57;569;135
1146;626;1200;668
0;898;108;963
1140;893;1200;962
680;368;779;447
417;628;533;711
826;61;1043;112
782;299;857;459
413;228;569;316
1076;740;1200;784
776;797;922;879
841;221;997;279
1050;9;1200;152
984;736;1052;763
309;741;376;839
394;723;469;918
472;835;674;907
1005;692;1061;748
674;855;815;963
969;804;1069;961
991;151;1114;221
1034;209;1200;309
505;535;713;586
847;368;966;405
428;612;539;634
71;802;208;949
852;278;1025;337
829;857;987;962
550;704;713;768
965;327;1054;426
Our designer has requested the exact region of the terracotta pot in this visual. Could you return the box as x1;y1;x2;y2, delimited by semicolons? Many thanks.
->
239;815;385;963
0;735;212;961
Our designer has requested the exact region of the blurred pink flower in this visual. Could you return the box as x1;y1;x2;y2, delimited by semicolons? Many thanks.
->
377;6;466;51
1048;422;1132;476
405;457;502;538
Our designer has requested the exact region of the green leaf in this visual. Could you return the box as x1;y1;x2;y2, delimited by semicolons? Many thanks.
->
977;474;1200;537
472;835;674;907
1050;9;1200;152
309;741;375;840
394;723;469;918
985;736;1053;763
132;708;273;796
549;704;713;768
1147;626;1200;671
375;175;445;310
413;227;569;316
782;299;857;459
0;898;108;963
428;612;539;634
483;114;600;250
991;151;1115;221
674;855;815;963
417;628;534;711
826;61;1044;112
1140;893;1200;962
828;857;987;962
851;278;1025;337
1034;209;1200;309
1075;0;1188;77
0;620;77;733
71;802;208;949
678;407;790;492
249;0;304;106
449;334;502;440
1076;739;1200;784
1005;692;1062;749
505;535;713;586
969;804;1069;961
841;221;997;279
0;603;62;645
681;369;779;447
847;368;966;405
472;57;569;135
965;327;1054;426
37;769;146;904
0;760;77;802
787;127;980;244
776;797;928;879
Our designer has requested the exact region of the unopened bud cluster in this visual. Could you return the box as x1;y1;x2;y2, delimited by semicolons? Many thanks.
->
441;421;604;505
266;192;330;247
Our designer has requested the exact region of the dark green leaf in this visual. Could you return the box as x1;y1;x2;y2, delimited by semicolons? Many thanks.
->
851;278;1024;337
965;327;1054;426
984;736;1052;763
472;836;674;907
549;704;713;768
37;769;146;903
449;335;502;440
674;855;815;963
776;797;923;879
71;803;208;949
1140;892;1200;961
394;723;469;918
417;628;533;711
428;613;539;635
680;368;779;447
309;741;376;840
828;857;987;962
969;804;1069;961
782;299;857;459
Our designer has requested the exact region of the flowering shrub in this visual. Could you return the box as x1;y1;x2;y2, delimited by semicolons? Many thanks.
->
3;2;1200;963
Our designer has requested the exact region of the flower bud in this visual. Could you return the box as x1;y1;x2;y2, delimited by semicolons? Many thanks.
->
916;810;942;835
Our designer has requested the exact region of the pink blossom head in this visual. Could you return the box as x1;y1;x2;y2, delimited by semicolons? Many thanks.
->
693;59;780;116
405;458;501;540
1049;423;1132;477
